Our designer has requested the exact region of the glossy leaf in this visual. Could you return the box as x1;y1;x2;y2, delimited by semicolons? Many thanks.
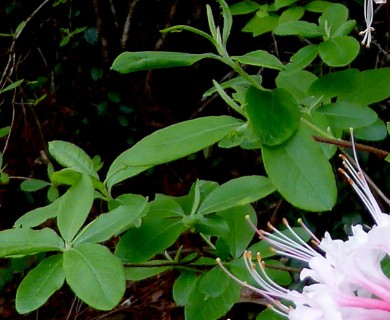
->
72;200;149;245
111;51;217;74
0;228;64;257
48;140;98;178
229;1;261;15
197;176;275;215
316;102;377;129
233;50;285;70
217;204;257;258
279;6;305;24
319;36;360;67
246;87;300;146
263;125;337;211
16;255;65;314
106;116;242;188
63;243;125;310
57;174;94;244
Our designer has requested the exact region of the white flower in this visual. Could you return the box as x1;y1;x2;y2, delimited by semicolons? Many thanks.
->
360;0;386;48
217;132;390;319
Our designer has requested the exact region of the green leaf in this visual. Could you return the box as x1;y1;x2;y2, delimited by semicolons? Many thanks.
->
106;116;242;188
309;68;360;100
115;216;187;263
14;196;61;228
20;179;51;192
305;0;332;13
111;51;217;74
0;79;24;94
217;204;257;258
192;215;229;236
72;200;149;245
185;271;241;320
125;261;171;281
262;125;337;211
197;176;275;215
57;174;94;244
242;15;279;37
318;36;360;67
276;70;317;101
279;6;305;24
354;118;387;141
334;20;356;37
316;102;377;129
347;68;390;105
216;0;232;46
0;228;64;258
63;243;125;310
0;126;11;138
48;141;98;178
318;3;348;38
233;50;285;70
274;21;322;37
16;255;65;314
229;1;261;15
199;266;230;298
275;0;299;10
173;271;197;305
284;44;319;73
246;87;300;146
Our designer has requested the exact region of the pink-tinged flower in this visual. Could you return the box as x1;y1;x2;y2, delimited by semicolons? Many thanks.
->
217;133;390;319
360;0;386;48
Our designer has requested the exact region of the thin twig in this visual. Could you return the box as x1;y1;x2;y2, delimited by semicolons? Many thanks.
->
121;0;140;48
313;135;389;158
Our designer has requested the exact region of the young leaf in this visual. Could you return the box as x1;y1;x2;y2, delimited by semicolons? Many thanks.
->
111;51;218;74
106;116;243;188
16;255;65;314
57;174;94;244
262;125;337;211
72;200;149;245
0;228;64;257
242;15;279;37
318;36;360;67
63;243;125;310
0;79;24;94
229;1;261;15
233;50;285;70
48;140;98;178
217;204;257;258
246;87;300;146
216;0;232;46
197;176;275;215
279;6;305;24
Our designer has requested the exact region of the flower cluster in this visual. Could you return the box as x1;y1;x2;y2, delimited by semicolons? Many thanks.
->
218;140;390;319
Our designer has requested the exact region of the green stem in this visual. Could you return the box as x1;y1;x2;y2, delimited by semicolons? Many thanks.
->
300;117;334;139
